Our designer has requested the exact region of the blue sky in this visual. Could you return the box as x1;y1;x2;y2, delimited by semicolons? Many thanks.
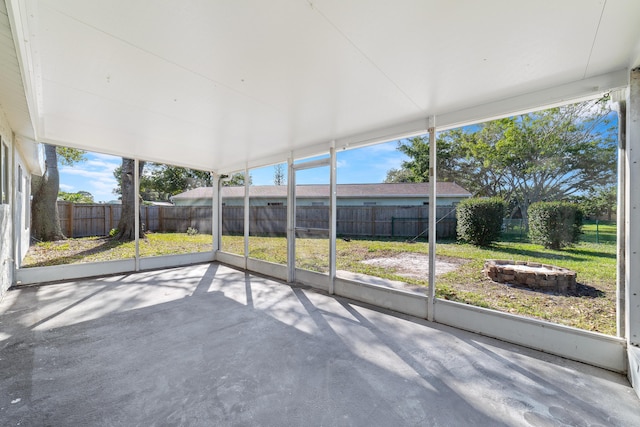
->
58;140;410;202
59;152;124;203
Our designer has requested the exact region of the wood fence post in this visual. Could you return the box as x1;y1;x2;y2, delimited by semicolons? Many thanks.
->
109;204;113;232
371;206;376;237
68;202;74;237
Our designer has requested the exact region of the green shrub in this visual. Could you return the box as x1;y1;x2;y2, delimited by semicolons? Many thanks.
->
186;227;199;236
528;201;583;249
109;228;118;237
456;197;505;246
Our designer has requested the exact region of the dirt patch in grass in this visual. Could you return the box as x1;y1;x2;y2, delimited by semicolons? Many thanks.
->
361;253;466;279
345;246;615;335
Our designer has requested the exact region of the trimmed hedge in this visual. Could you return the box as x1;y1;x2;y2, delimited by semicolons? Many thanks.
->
456;197;505;247
528;201;583;249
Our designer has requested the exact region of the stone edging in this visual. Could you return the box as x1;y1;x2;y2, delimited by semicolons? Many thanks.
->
483;259;577;294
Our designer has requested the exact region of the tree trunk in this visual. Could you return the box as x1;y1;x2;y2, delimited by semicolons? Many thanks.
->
114;159;145;241
31;144;66;241
520;200;530;232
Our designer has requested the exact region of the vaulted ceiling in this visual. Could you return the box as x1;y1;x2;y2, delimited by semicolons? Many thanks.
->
4;0;640;172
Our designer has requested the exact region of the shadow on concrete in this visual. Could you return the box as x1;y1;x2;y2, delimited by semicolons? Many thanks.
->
1;262;638;425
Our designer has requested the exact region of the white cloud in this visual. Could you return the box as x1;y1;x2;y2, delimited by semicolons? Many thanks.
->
86;158;120;169
58;153;120;201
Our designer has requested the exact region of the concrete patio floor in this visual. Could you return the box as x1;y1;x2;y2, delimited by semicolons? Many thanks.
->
1;262;639;426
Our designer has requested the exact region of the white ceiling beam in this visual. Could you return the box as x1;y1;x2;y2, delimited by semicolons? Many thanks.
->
435;69;629;131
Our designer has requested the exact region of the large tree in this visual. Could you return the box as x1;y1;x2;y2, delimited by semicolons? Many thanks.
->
113;163;212;202
113;159;145;241
142;163;211;201
386;99;617;223
112;162;215;240
31;144;86;241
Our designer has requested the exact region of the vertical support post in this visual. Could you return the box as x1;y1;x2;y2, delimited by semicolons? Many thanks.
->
244;166;250;265
614;94;627;338
627;68;640;347
329;145;337;294
427;117;437;322
211;172;220;253
287;156;295;283
134;158;140;271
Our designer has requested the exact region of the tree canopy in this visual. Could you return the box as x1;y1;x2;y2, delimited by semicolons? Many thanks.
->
273;164;286;185
113;162;212;202
58;190;94;203
385;99;617;222
222;172;251;187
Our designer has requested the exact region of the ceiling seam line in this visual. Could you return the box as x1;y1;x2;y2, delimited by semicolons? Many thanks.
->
583;0;607;79
305;1;423;111
42;4;288;115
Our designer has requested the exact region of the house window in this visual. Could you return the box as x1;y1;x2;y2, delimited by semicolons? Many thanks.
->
363;202;376;206
18;165;22;193
268;202;283;206
1;141;8;204
311;202;324;206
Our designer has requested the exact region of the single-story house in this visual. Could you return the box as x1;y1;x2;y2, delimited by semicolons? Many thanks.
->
172;182;472;207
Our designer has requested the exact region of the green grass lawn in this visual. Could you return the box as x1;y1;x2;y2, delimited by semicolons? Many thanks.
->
582;220;617;244
223;234;617;335
23;228;619;335
23;232;214;267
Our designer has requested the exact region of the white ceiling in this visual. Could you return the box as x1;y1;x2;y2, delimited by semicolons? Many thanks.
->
5;0;640;173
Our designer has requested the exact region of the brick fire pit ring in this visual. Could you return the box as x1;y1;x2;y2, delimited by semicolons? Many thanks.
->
483;259;577;294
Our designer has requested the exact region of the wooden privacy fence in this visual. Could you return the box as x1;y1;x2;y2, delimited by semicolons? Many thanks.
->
57;202;215;237
224;205;457;239
57;202;458;240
